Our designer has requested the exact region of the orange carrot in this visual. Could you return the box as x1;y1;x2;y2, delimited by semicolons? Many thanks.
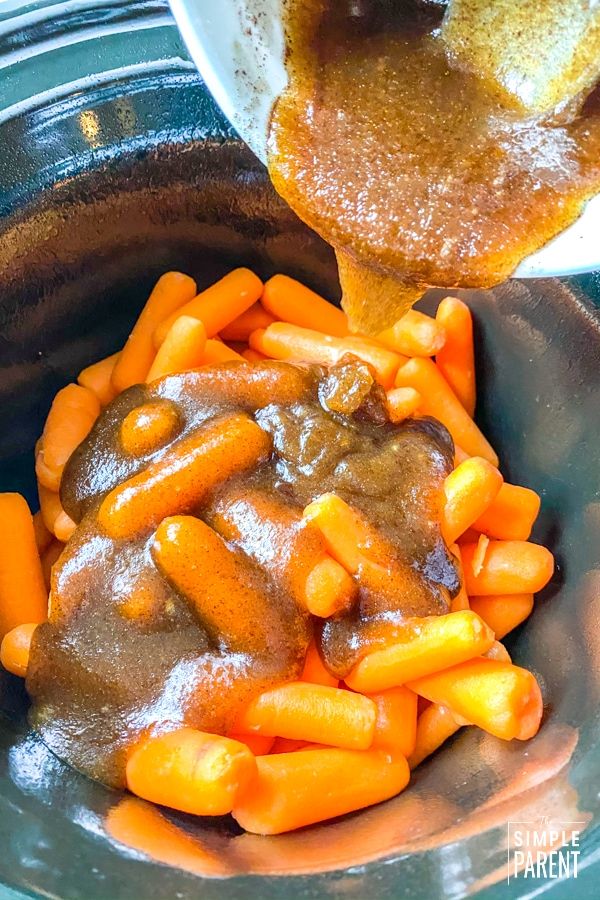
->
370;686;418;757
126;728;257;816
251;324;403;389
38;484;76;542
442;457;503;544
41;540;64;591
146;316;206;381
154;268;262;346
99;412;270;539
378;309;446;357
386;387;422;423
408;703;460;769
301;641;338;688
304;556;356;618
407;658;543;741
345;610;494;693
120;402;180;457
449;544;469;611
202;339;245;364
261;274;348;337
220;302;276;341
32;511;53;554
461;540;554;596
228;734;275;756
112;272;197;391
0;622;37;677
36;384;100;491
435;297;476;416
469;594;535;639
152;515;279;651
474;483;541;541
232;747;410;834
78;352;119;406
0;494;48;638
395;358;497;464
242;348;268;362
233;682;377;750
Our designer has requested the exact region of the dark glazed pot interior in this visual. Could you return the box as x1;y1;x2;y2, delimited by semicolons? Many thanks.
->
1;10;600;900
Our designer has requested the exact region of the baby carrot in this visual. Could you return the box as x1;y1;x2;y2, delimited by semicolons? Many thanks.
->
301;641;338;687
442;457;503;544
32;511;53;554
38;484;76;542
408;703;460;769
154;268;263;346
0;622;37;677
474;483;541;541
407;658;543;741
461;540;554;595
152;516;278;652
233;682;377;750
261;274;349;337
36;384;100;491
469;594;535;639
345;610;495;693
250;324;403;389
126;728;257;816
228;733;275;756
146;316;206;381
370;686;418;757
202;340;245;364
232;747;410;834
0;494;48;638
220;302;276;341
304;556;356;618
112;272;197;391
435;297;476;416
99;412;270;539
78;352;119;406
449;544;469;612
120;401;180;457
242;348;268;362
395;358;498;464
377;310;446;357
386;387;422;423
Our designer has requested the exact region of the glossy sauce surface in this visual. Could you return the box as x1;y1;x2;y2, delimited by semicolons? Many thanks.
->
268;0;600;331
27;361;457;785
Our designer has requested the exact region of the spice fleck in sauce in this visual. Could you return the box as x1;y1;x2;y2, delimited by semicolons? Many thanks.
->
268;0;600;332
26;361;457;785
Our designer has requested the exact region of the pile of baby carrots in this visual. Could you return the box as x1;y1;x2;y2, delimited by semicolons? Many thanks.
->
0;268;554;835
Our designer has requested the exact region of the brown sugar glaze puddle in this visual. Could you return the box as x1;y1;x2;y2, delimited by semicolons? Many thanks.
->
268;0;600;332
27;361;457;785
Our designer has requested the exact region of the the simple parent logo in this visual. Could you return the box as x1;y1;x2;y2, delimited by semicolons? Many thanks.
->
507;817;584;883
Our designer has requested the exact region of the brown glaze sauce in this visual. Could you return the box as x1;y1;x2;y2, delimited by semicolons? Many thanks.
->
26;360;457;785
268;0;600;331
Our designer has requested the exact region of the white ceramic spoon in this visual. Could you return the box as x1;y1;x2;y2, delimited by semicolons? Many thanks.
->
169;0;600;279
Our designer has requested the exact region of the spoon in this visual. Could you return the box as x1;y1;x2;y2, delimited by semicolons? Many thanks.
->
169;0;600;280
